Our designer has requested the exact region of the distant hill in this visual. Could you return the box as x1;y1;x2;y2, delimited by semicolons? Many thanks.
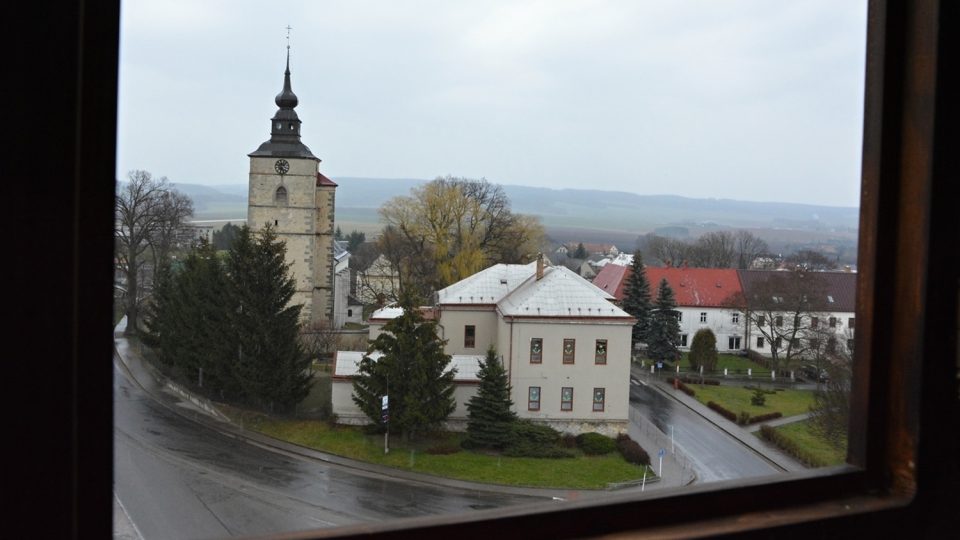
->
174;178;859;236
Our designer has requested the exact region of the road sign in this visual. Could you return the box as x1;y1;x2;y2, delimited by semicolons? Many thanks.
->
658;448;665;458
657;362;663;369
381;395;389;410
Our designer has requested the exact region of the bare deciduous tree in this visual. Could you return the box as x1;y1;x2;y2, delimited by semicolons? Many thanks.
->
115;170;193;335
734;230;769;269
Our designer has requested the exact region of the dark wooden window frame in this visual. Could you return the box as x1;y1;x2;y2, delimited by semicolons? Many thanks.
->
42;1;958;537
464;325;475;348
562;338;575;364
594;339;607;365
527;386;540;411
592;388;605;412
529;337;542;363
560;387;574;411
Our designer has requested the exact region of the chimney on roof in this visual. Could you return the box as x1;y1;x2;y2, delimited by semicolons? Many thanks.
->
536;253;544;280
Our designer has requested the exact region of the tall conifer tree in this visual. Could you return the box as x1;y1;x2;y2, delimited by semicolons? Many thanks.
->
621;250;653;348
352;290;456;441
647;278;681;363
225;225;311;412
465;346;516;449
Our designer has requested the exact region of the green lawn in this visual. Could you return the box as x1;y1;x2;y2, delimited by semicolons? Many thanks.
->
688;384;815;418
768;420;847;466
223;409;650;489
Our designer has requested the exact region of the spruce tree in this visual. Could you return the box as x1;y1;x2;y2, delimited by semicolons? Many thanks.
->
352;290;456;441
621;250;653;348
648;278;681;363
465;346;517;449
225;225;311;412
689;328;718;373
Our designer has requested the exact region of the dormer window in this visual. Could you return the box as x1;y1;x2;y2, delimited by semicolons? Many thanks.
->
275;186;288;206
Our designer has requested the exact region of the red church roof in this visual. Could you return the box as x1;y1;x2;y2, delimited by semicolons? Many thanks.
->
593;264;744;308
316;172;338;187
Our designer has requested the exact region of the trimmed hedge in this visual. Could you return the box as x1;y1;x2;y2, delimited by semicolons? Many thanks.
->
667;378;697;397
615;434;651;466
707;401;738;422
576;432;617;455
748;412;783;424
758;425;828;468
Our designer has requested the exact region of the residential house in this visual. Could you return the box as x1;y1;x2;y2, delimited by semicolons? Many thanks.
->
737;269;857;362
332;258;635;435
354;254;401;308
592;263;746;353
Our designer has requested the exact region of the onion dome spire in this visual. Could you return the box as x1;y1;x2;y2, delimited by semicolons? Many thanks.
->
249;31;317;160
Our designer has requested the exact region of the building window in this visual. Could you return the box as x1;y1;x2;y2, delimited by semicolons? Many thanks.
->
464;325;475;348
592;388;605;412
677;312;683;322
561;387;574;411
829;317;837;328
680;333;688;347
527;387;540;411
595;339;607;364
562;339;575;364
728;336;741;350
827;337;837;353
347;309;352;317
848;317;855;329
775;315;783;327
758;315;766;327
757;337;764;348
530;338;542;363
275;185;288;206
774;337;782;350
700;312;707;323
811;317;819;328
732;312;740;324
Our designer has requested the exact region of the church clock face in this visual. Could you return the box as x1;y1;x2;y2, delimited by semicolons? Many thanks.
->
274;159;290;175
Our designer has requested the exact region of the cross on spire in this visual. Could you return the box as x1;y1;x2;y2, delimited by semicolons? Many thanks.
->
286;25;292;50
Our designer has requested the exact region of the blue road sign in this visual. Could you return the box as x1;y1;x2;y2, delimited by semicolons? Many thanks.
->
658;448;665;458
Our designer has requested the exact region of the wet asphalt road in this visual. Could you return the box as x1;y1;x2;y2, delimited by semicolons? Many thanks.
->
113;358;542;539
628;377;779;483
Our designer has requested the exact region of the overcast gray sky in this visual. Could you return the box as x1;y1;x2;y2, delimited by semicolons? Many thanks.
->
117;0;867;207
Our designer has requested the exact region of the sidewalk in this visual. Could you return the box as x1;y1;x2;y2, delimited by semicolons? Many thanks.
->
631;365;808;473
113;319;679;500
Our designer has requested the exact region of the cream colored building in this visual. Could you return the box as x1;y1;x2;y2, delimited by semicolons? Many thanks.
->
333;259;635;436
247;50;337;326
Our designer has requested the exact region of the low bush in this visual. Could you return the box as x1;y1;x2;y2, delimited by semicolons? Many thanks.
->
748;412;783;424
560;433;578;449
576;432;617;455
738;411;751;425
615;434;651;466
503;421;573;458
707;401;738;422
758;425;828;468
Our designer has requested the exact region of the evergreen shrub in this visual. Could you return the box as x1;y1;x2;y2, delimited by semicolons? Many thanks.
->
615;434;651;466
576;433;617;455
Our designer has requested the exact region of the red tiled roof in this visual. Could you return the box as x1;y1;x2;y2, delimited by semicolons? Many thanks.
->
593;264;744;308
317;172;338;187
592;264;629;299
737;270;857;312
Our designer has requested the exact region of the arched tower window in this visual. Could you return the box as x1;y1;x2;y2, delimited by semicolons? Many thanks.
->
275;185;288;206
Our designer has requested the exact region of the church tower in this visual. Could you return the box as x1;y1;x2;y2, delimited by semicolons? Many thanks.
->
248;47;337;326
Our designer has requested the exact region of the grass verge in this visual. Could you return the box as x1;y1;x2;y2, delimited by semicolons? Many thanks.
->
220;407;650;489
766;420;846;467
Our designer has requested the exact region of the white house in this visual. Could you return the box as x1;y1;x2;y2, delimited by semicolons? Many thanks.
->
332;258;636;436
592;264;746;353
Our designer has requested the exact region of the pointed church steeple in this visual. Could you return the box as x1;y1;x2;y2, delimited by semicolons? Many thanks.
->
249;45;317;159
